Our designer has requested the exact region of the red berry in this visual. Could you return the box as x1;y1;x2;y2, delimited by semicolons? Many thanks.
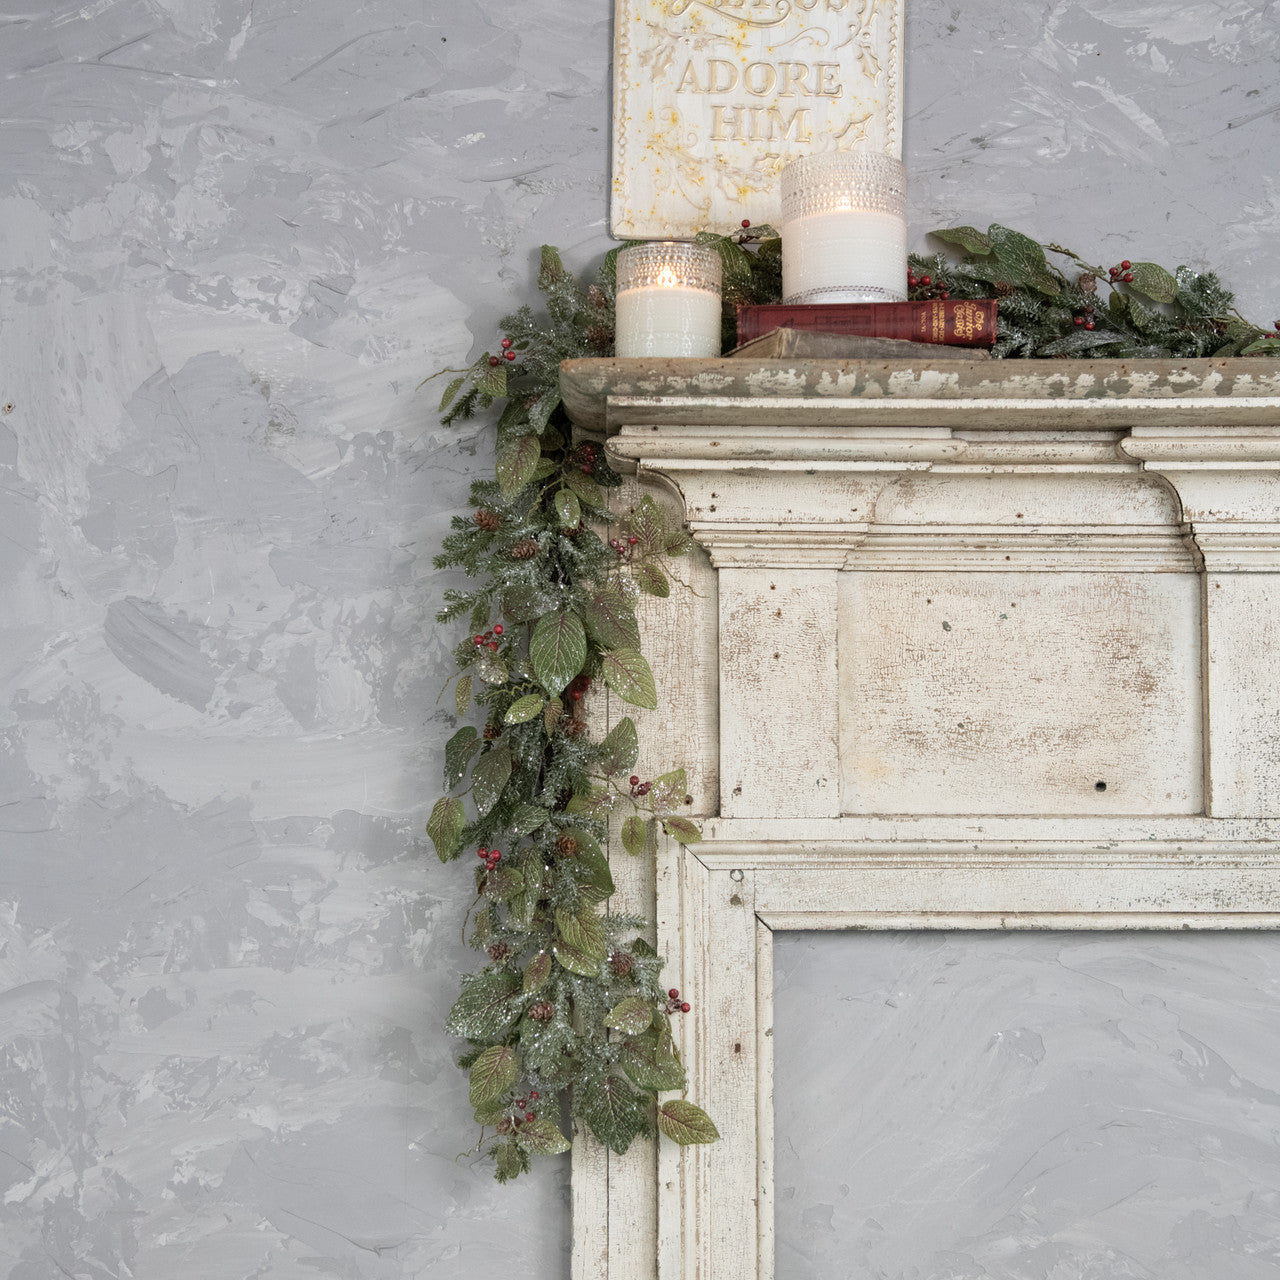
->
1122;272;1133;283
629;775;639;786
680;1002;691;1013
488;640;499;651
504;350;516;361
1084;321;1095;330
477;847;488;859
571;690;582;701
474;634;485;644
921;275;931;286
524;1111;535;1122
907;275;917;287
530;1091;540;1101
1121;260;1131;270
501;337;513;350
1273;320;1280;330
490;850;501;862
939;291;950;300
627;535;638;545
493;624;503;636
668;988;679;999
488;356;500;367
1074;316;1084;326
741;219;751;229
515;1097;526;1108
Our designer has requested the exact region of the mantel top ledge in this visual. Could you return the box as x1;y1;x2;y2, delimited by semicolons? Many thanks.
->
560;356;1280;435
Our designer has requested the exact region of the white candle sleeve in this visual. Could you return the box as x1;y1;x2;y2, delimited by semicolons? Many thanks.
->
614;242;723;358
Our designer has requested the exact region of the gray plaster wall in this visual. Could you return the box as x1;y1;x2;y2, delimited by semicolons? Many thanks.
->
0;2;1277;1278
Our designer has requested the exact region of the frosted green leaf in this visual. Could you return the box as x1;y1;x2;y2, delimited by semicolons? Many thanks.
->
597;716;638;776
604;997;653;1037
600;648;657;709
987;224;1060;296
471;745;512;816
647;767;687;812
530;611;587;695
509;803;549;837
439;374;466;412
635;562;669;598
657;1100;719;1145
444;726;479;789
620;1030;687;1092
469;1045;518;1107
504;694;545;724
496;434;540;499
660;816;701;845
554;490;581;526
523;951;552;993
555;906;607;962
427;795;466;861
1125;261;1178;305
455;673;472;718
577;1072;649;1155
482;868;523;900
929;225;992;255
553;936;602;976
583;584;641;650
514;1116;571;1156
445;971;521;1039
626;494;667;554
621;814;650;857
477;362;507;399
493;1140;526;1183
562;468;602;507
572;838;614;903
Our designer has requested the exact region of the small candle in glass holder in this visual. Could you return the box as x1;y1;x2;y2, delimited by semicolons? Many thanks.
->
780;151;907;304
614;241;723;358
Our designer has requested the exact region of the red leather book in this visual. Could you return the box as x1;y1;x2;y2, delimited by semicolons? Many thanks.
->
736;300;998;348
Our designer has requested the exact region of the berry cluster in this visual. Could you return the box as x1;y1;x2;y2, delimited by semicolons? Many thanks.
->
476;845;503;873
627;774;651;798
908;270;950;301
495;1090;541;1133
608;534;639;561
667;987;691;1015
1073;302;1098;331
572;442;597;474
472;623;504;652
486;337;518;367
1108;259;1135;284
565;673;591;703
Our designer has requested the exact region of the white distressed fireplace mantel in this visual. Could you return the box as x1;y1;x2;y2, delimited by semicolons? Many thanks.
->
560;356;1280;1280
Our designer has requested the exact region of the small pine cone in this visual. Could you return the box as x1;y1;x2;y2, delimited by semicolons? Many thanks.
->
474;509;500;532
529;1000;555;1022
1077;272;1098;294
555;833;579;858
585;324;614;352
562;717;587;738
510;538;539;560
487;942;512;963
993;281;1016;298
483;723;502;741
495;1117;514;1135
587;284;607;309
609;951;634;977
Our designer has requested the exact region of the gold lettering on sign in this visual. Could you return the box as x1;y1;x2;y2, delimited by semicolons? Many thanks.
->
674;59;844;98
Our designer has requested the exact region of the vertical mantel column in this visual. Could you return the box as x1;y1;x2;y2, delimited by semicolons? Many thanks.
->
1122;427;1280;817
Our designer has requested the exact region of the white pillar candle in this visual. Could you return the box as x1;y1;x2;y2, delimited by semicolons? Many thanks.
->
780;151;908;305
615;242;723;358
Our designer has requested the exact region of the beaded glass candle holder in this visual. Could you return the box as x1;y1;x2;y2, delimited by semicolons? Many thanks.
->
780;151;908;305
615;242;723;358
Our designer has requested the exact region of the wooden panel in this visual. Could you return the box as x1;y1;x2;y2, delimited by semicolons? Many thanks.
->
719;568;840;818
839;570;1203;815
1205;573;1280;818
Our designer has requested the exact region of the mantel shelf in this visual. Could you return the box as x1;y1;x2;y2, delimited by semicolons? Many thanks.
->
560;355;1280;432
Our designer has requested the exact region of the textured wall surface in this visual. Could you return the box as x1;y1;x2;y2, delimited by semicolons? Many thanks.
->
774;933;1280;1279
0;0;1278;1277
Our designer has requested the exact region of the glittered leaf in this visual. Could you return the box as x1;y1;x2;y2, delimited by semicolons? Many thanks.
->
527;390;561;437
647;767;688;813
625;494;667;555
554;490;581;527
565;787;612;817
504;694;545;725
444;726;480;789
493;1140;528;1183
1038;328;1125;357
471;745;512;817
621;814;650;857
605;997;653;1036
469;1045;518;1107
514;1116;571;1156
600;648;657;710
445;970;522;1039
562;468;603;507
987;224;1060;296
620;1029;687;1092
572;838;615;903
555;906;607;962
496;434;540;499
509;803;550;837
657;1100;719;1145
660;816;701;845
597;716;639;777
474;650;508;686
523;951;552;993
473;1099;507;1126
530;611;587;695
577;1072;650;1155
1242;336;1280;357
439;374;466;412
930;225;993;255
502;585;555;624
482;868;523;900
583;584;641;651
553;936;603;976
1125;261;1178;305
634;561;670;598
455;673;473;718
477;362;507;399
427;795;466;861
543;698;563;735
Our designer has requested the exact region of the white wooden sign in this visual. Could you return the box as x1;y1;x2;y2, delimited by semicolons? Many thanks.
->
611;0;904;238
560;355;1280;1280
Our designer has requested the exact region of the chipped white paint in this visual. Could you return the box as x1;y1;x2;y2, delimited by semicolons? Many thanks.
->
565;355;1280;1280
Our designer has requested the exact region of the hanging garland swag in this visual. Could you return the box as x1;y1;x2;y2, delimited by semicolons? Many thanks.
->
428;223;1280;1181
